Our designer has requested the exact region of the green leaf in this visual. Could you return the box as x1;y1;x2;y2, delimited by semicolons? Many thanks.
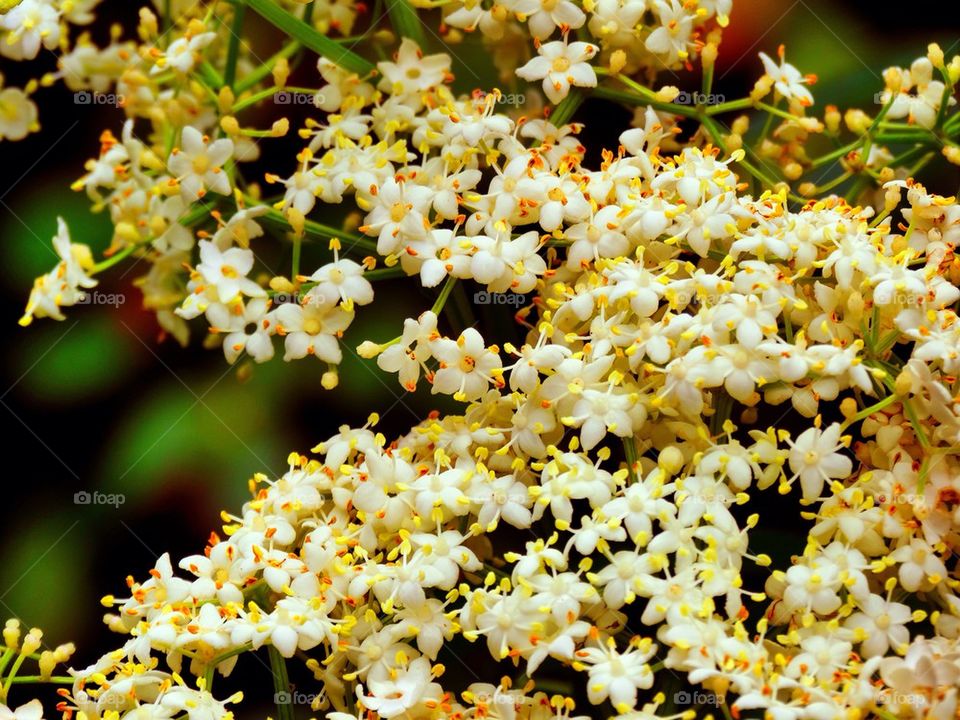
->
387;0;425;47
244;0;375;76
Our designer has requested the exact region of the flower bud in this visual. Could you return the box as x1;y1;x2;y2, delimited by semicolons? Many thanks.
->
357;341;383;359
844;108;870;134
609;50;627;75
273;58;290;89
656;86;680;103
840;397;858;420
943;146;960;167
22;628;42;655
928;42;945;69
731;115;750;136
322;370;339;390
3;619;20;649
824;105;840;133
783;161;803;180
658;445;684;474
895;369;913;397
220;116;241;136
702;42;718;69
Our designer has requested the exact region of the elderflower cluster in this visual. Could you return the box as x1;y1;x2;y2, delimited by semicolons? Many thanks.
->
7;0;960;719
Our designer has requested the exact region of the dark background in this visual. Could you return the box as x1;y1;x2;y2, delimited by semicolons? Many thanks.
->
0;0;957;715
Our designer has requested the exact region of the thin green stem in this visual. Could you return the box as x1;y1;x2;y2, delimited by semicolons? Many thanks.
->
431;276;457;314
5;675;74;684
235;41;301;93
268;647;295;720
224;1;247;88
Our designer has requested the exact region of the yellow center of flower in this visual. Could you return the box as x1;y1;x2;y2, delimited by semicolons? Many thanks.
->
551;57;571;73
192;155;210;174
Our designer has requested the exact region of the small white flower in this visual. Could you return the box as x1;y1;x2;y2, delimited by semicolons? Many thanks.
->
516;40;598;105
153;31;217;74
194;240;264;303
759;46;814;106
787;423;853;500
168;127;234;202
0;81;38;141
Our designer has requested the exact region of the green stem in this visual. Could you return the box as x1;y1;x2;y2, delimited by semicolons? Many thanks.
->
291;233;302;278
549;88;585;126
235;41;301;93
845;393;898;426
431;276;457;314
91;203;215;275
622;437;639;483
268;646;295;720
256;206;377;254
5;675;74;684
706;97;754;115
224;1;247;88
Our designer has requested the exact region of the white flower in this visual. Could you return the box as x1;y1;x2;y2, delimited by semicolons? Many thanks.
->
377;38;450;99
21;218;98;325
0;699;44;720
645;0;695;65
759;47;814;106
308;258;374;307
376;311;438;391
787;424;853;500
194;240;264;303
168;127;234;202
207;298;275;364
273;295;353;363
0;81;38;141
0;0;61;60
358;657;432;718
516;40;598;105
845;594;913;657
576;638;656;712
431;328;502;400
890;538;948;592
506;0;585;40
153;31;217;74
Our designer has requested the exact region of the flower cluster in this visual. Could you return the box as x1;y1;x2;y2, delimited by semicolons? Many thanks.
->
7;0;960;719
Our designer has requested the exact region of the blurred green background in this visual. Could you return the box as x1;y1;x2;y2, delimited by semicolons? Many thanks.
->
0;0;956;705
